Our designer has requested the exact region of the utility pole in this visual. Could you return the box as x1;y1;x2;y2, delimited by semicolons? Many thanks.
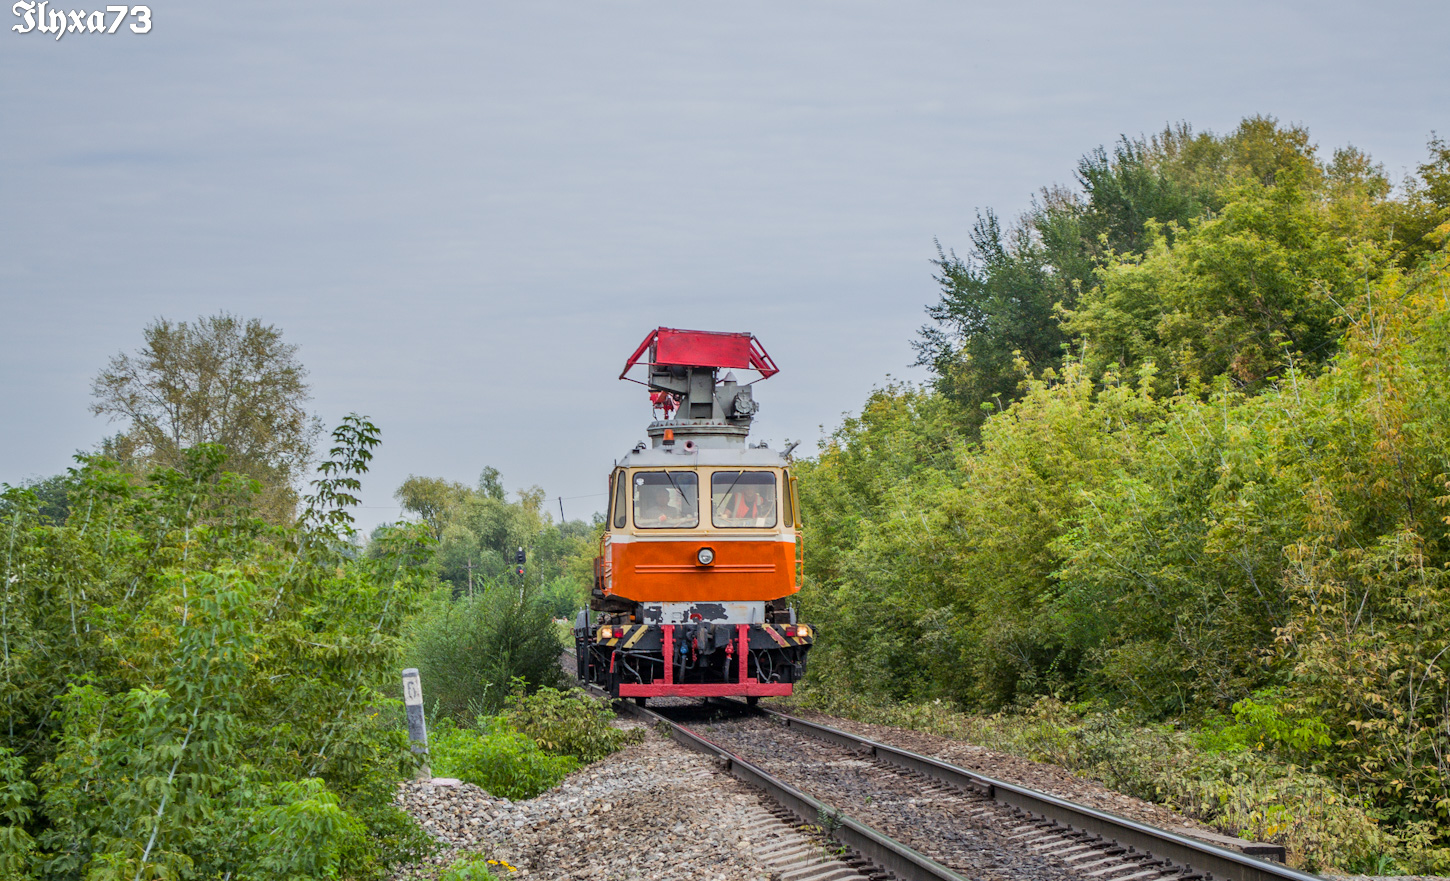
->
558;496;566;524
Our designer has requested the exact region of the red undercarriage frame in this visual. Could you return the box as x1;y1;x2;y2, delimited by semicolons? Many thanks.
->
617;682;794;697
613;623;795;698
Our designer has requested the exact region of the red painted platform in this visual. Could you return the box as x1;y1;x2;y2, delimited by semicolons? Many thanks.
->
617;682;794;697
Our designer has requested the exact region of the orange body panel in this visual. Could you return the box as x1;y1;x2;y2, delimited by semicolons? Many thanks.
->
609;538;796;602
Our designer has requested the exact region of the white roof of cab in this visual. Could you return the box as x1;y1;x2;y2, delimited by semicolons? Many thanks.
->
619;447;787;468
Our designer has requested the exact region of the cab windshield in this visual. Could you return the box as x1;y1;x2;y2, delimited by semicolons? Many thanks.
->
711;471;778;528
632;471;699;528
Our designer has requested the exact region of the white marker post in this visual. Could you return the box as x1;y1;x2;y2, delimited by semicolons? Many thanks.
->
402;668;430;780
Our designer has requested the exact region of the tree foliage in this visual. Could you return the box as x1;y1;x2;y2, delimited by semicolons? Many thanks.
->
406;585;566;722
1069;170;1374;390
915;117;1415;423
391;468;595;614
0;416;434;879
803;118;1450;866
90;313;322;522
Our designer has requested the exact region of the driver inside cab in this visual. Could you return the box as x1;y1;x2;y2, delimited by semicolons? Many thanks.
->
637;484;689;527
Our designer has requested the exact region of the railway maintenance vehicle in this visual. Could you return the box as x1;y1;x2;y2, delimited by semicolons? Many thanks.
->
574;327;813;705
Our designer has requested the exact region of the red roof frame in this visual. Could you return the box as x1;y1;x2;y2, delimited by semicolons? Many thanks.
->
620;327;779;382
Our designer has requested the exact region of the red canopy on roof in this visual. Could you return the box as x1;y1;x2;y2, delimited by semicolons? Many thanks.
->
620;327;779;381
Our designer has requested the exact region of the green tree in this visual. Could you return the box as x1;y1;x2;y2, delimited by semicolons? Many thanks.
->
921;116;1390;411
1070;171;1375;389
89;313;322;522
917;215;1072;430
796;119;1450;863
0;416;435;878
0;474;73;525
477;466;505;500
916;124;1217;426
394;475;472;541
1385;135;1450;268
795;383;964;699
1072;128;1215;256
392;468;593;602
1268;241;1450;840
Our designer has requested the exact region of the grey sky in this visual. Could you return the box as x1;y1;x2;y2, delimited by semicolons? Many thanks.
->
3;1;1446;531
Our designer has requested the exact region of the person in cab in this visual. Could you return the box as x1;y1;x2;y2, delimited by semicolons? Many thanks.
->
636;483;697;528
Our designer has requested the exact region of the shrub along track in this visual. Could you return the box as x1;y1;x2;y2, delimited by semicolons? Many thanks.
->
619;696;1318;881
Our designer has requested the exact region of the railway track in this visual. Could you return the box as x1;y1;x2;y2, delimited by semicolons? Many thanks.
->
610;696;1317;881
566;645;1311;880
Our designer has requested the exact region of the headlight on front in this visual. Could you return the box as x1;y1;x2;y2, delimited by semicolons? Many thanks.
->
696;547;715;566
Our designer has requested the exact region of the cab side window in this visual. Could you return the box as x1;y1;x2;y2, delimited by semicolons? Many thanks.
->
782;469;794;526
612;472;628;529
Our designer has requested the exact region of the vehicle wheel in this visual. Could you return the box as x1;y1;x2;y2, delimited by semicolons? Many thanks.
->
746;696;759;707
634;696;647;708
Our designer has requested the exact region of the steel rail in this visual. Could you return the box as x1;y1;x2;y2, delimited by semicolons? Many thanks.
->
571;651;1314;881
758;706;1318;881
608;697;971;881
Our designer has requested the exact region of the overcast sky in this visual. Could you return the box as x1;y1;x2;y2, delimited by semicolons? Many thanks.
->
3;0;1446;531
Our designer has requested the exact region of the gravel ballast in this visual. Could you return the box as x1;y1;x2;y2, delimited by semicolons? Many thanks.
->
777;707;1219;837
699;715;1086;881
394;720;815;881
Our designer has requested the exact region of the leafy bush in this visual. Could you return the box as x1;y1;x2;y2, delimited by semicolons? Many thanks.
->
425;687;638;802
504;685;643;763
0;419;436;879
1193;690;1331;759
439;854;511;880
964;700;1384;873
408;584;566;721
0;748;36;877
794;129;1450;861
245;778;369;881
429;717;578;800
539;576;586;619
